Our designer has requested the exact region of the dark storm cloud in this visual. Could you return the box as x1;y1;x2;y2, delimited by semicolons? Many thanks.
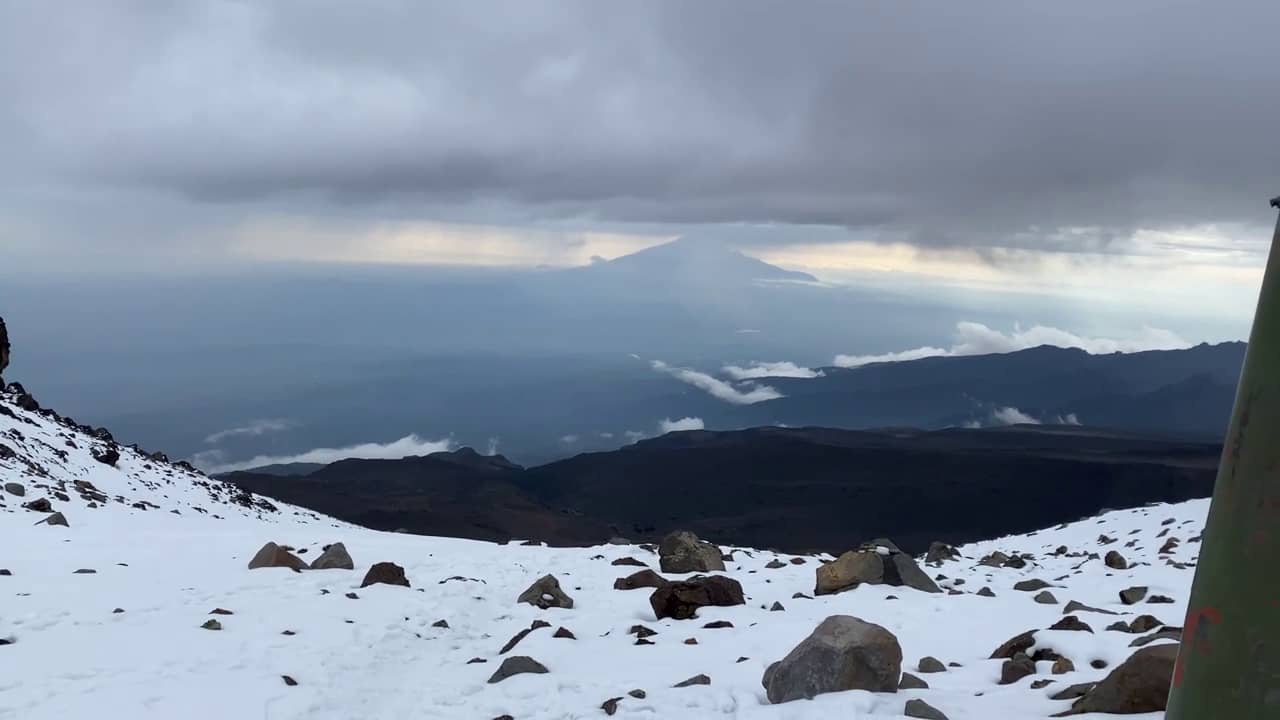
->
2;0;1278;251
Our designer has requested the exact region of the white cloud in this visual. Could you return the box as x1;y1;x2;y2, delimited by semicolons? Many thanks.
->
624;430;648;444
722;361;824;380
1054;413;1082;425
486;437;501;455
560;434;580;445
199;434;454;473
659;416;705;433
990;406;1040;426
834;321;1190;368
203;418;292;444
651;360;783;404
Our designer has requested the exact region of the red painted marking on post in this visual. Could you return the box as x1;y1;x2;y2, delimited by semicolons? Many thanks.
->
1173;606;1223;688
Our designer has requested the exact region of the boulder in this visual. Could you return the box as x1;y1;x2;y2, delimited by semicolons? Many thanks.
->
1049;616;1093;633
3;482;24;497
761;615;902;703
42;512;69;527
360;561;410;588
1033;590;1059;605
905;699;949;720
1061;645;1177;715
917;656;947;673
23;498;53;513
1052;657;1076;674
91;446;120;466
815;544;940;595
613;569;668;591
487;656;549;684
1129;614;1164;633
658;531;725;574
309;542;354;570
1119;586;1148;605
978;551;1010;567
650;575;744;620
1000;653;1036;685
925;541;959;564
1104;550;1128;570
517;574;573;609
990;630;1037;659
899;672;929;689
247;542;308;571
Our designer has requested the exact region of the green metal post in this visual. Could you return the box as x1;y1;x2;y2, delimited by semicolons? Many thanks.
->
1166;198;1280;718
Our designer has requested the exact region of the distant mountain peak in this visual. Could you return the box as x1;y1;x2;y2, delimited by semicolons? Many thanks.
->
584;237;817;283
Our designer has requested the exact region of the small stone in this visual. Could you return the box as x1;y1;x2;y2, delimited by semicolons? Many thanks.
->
1119;586;1148;605
209;608;234;615
487;656;549;683
977;586;996;597
1062;600;1117;615
345;592;359;599
683;637;698;645
1147;594;1175;604
1049;616;1093;633
466;657;486;664
904;698;949;720
73;568;96;574
1104;550;1128;570
282;675;298;686
1052;657;1075;674
630;625;658;638
553;626;576;639
517;574;573;609
673;673;710;688
1030;679;1055;689
628;689;646;698
1033;590;1059;604
281;630;296;636
702;620;733;629
918;656;947;673
1000;653;1036;685
611;556;647;567
201;619;222;631
1013;579;1052;591
432;619;449;628
770;601;785;612
765;559;786;569
112;608;125;614
601;697;622;716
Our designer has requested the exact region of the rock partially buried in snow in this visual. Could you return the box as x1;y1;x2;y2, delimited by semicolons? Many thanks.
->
1033;590;1059;604
815;543;940;595
762;615;902;703
90;445;120;466
658;531;725;574
613;569;668;591
1058;644;1177;716
917;656;946;673
41;512;68;527
517;574;574;609
925;541;960;564
3;482;23;497
673;674;711;688
649;575;744;620
247;542;307;571
360;562;409;588
309;542;354;570
1104;550;1128;570
905;698;950;720
487;656;548;684
1000;653;1036;685
899;672;929;689
1119;586;1148;605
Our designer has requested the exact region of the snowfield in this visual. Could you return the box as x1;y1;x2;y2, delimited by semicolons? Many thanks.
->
0;390;1203;719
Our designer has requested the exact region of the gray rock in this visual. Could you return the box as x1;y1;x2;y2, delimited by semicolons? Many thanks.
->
487;656;549;683
517;574;574;609
42;511;69;527
658;531;725;574
1062;645;1177;715
925;541;959;564
3;482;24;497
1000;653;1036;685
1050;681;1096;700
917;656;946;673
1119;586;1148;605
1034;590;1059;605
673;674;711;688
898;672;929;689
1104;550;1128;570
905;698;949;720
1013;578;1052;591
247;542;307;571
309;542;354;570
1062;600;1117;615
761;615;902;703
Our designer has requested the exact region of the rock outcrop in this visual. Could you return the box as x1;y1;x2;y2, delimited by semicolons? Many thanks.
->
762;615;902;703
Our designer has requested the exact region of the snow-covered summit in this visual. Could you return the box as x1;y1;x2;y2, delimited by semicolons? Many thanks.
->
0;384;1205;719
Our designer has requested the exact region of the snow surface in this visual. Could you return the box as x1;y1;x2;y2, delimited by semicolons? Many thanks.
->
0;391;1203;719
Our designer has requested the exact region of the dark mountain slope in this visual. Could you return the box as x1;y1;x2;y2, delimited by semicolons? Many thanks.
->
228;426;1219;554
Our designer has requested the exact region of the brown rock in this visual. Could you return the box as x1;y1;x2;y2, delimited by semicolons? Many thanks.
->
762;615;902;703
614;569;669;591
517;574;573;609
1062;645;1177;715
360;561;409;588
1000;653;1036;685
649;575;744;620
247;542;307;571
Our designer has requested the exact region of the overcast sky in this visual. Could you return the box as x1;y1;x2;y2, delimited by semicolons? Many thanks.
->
1;1;1276;330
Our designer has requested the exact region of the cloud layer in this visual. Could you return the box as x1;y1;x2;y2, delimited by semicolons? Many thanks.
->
659;417;705;433
722;361;823;380
651;360;782;404
203;418;292;444
835;322;1190;368
199;433;454;473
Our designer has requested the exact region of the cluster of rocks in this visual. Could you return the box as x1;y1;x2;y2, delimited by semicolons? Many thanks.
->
815;539;941;595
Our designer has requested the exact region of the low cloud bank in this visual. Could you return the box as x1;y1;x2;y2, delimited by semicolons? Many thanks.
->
659;416;705;433
199;434;454;473
651;360;782;404
722;361;823;380
835;321;1190;368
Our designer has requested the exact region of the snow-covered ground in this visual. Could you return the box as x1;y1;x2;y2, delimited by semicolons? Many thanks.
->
0;390;1201;719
